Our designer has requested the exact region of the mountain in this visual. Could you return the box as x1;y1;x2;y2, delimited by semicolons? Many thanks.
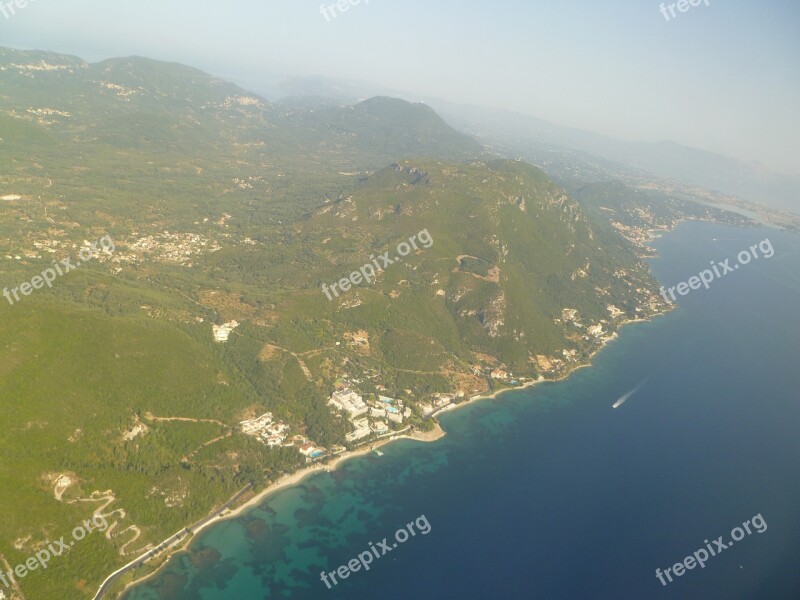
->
232;68;800;213
270;74;391;101
433;102;800;213
0;47;663;599
0;48;483;222
294;158;662;376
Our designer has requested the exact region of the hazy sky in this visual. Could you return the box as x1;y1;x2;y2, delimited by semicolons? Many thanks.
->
1;0;798;174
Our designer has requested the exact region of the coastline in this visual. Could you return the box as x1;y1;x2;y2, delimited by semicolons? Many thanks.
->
105;313;663;599
194;421;448;533
111;422;446;598
459;313;661;405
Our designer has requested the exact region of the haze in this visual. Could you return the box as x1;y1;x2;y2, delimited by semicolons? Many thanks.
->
2;0;798;175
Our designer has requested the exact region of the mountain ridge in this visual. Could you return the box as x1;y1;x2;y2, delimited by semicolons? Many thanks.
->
0;46;667;599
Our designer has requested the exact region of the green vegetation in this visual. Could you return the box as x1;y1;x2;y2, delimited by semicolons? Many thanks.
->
0;47;667;598
577;180;757;232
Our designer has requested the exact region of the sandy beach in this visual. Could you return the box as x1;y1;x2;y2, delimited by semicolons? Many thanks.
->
196;422;447;534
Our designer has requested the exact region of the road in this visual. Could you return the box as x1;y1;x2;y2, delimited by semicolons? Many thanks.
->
92;483;253;600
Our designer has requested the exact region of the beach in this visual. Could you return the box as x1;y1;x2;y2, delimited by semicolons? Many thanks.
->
111;421;447;598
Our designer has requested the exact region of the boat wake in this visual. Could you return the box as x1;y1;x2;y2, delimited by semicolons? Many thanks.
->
613;377;650;409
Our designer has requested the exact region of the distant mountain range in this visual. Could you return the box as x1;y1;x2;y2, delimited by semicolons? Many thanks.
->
436;103;800;213
246;72;799;213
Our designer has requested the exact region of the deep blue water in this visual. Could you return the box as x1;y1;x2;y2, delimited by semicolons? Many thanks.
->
125;222;800;600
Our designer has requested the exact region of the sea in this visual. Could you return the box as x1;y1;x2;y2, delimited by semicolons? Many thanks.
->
124;221;800;600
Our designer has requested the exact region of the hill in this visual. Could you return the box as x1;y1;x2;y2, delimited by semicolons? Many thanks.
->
0;47;664;598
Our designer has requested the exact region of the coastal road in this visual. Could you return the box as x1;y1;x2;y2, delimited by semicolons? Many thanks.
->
92;483;253;600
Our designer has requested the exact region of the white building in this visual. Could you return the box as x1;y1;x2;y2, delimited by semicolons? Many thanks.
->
434;395;454;407
587;324;604;337
328;389;368;416
213;320;240;343
370;420;389;435
346;418;371;442
387;410;403;424
240;412;273;435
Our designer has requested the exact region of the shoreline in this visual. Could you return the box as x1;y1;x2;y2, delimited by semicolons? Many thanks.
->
459;313;661;405
194;421;448;532
111;422;446;598
106;313;663;599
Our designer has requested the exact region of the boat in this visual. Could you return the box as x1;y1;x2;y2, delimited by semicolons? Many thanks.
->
612;377;650;409
612;390;634;408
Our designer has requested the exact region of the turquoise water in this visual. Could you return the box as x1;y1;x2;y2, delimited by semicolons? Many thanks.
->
125;222;800;600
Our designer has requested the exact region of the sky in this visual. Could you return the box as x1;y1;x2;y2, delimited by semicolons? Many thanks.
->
1;0;798;174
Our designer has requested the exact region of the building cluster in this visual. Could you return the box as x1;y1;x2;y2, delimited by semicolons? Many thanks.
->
26;106;71;125
0;60;77;73
231;175;264;190
32;238;66;255
291;436;328;459
587;323;605;337
560;307;581;325
328;389;411;444
100;81;138;99
18;238;116;264
557;307;608;340
21;229;226;277
470;357;530;385
490;367;510;380
610;220;662;250
328;388;367;417
240;412;327;460
128;231;222;266
240;412;289;447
